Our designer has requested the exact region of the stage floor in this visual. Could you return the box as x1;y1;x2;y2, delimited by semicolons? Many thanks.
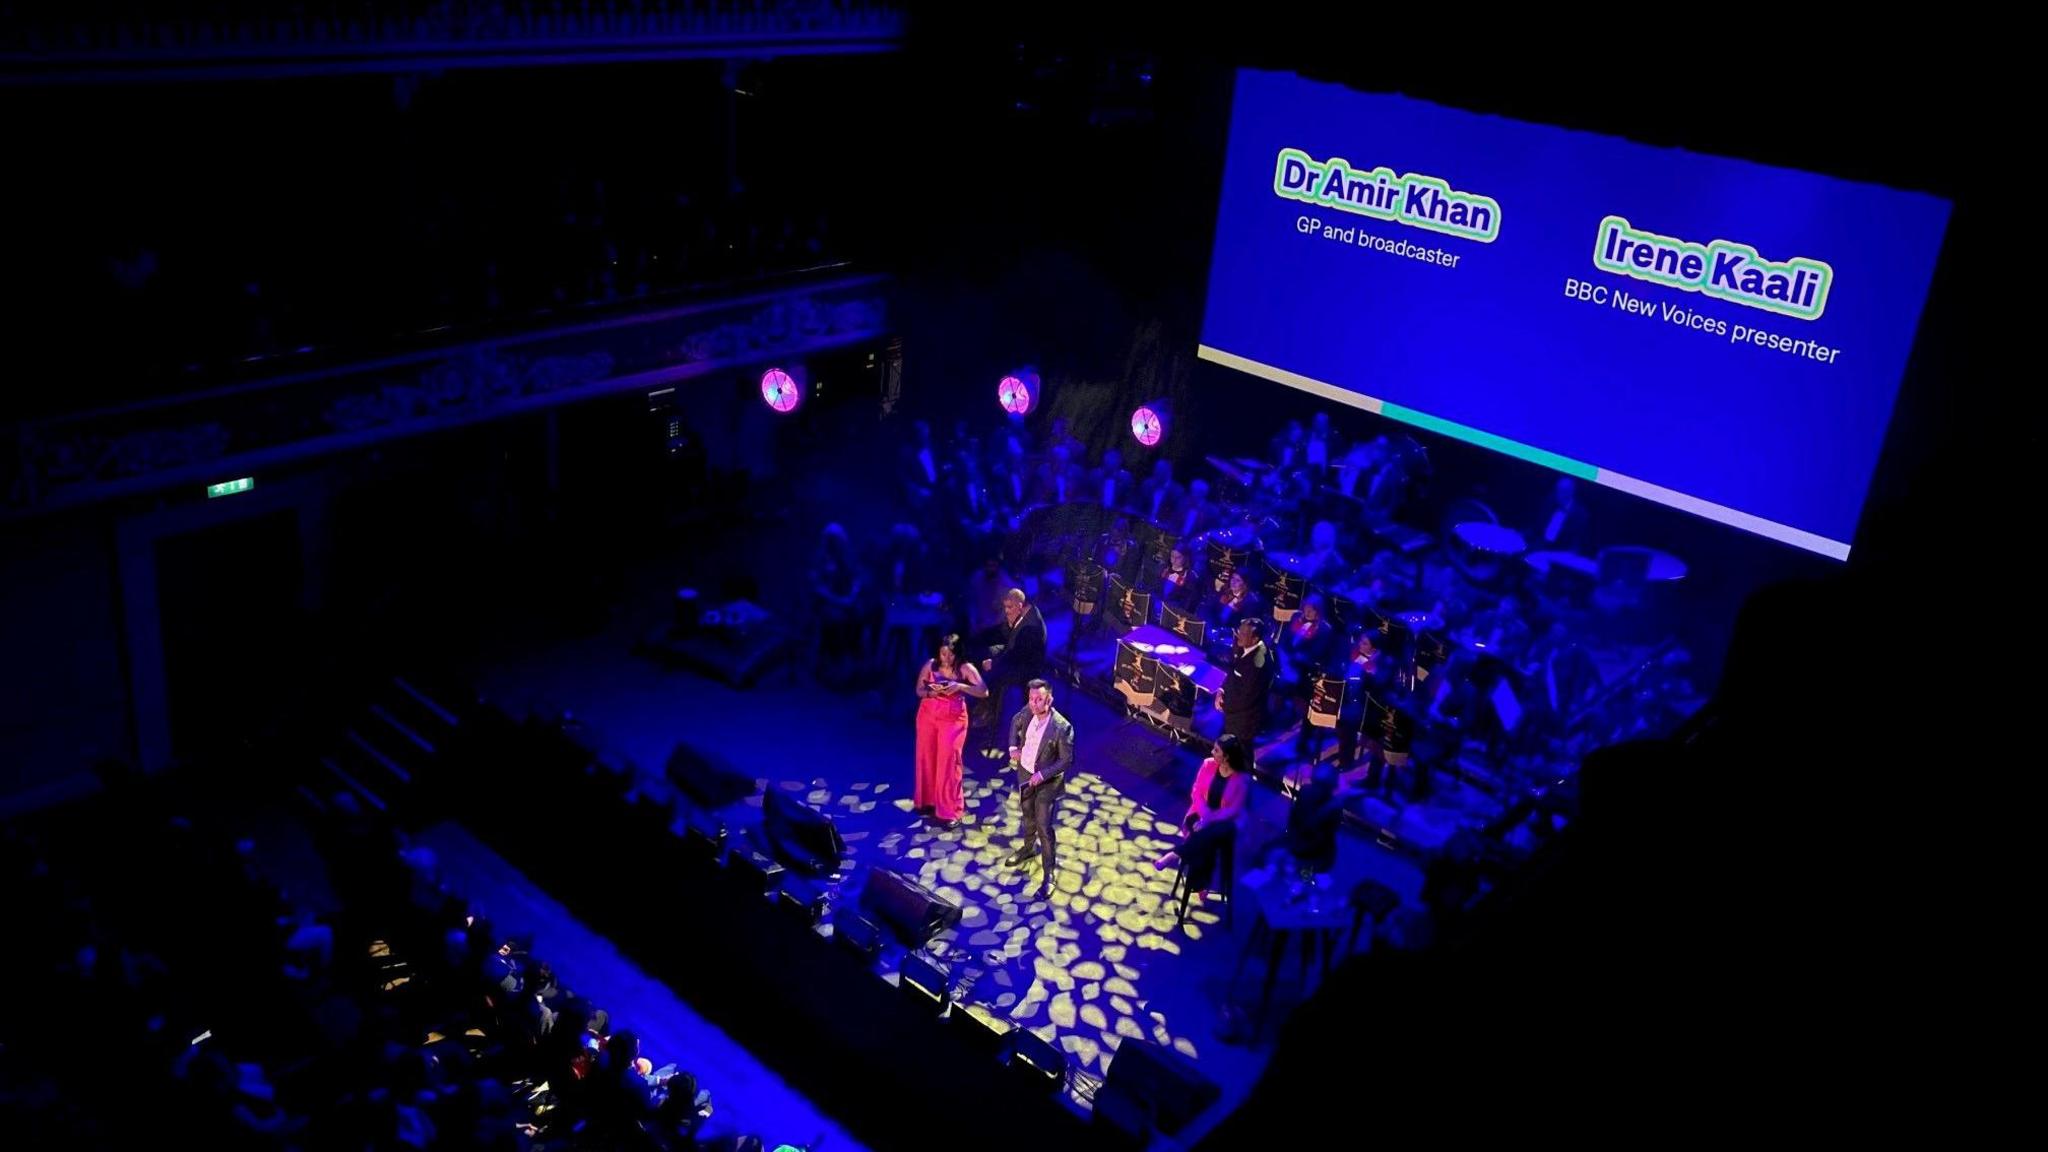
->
471;566;1424;1139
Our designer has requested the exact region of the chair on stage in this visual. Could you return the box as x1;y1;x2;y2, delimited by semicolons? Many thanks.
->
1171;834;1234;929
1346;879;1400;955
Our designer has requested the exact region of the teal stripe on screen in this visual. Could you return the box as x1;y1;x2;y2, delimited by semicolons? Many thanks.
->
1377;401;1599;480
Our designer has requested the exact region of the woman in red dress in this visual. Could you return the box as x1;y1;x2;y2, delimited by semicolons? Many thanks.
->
915;633;986;827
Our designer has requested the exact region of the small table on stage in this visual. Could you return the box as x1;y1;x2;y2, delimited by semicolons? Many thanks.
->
1229;865;1353;1043
1116;625;1226;695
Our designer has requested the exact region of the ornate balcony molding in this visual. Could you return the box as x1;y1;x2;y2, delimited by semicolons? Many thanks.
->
5;271;889;519
1;1;905;84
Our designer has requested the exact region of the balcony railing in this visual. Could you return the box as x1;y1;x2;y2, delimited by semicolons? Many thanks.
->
1;1;906;83
5;268;889;518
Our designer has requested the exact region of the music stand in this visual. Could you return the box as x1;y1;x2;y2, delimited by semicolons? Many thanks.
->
1136;525;1179;589
1264;558;1307;622
1204;537;1252;594
1326;592;1361;634
1361;695;1415;793
1413;631;1450;685
1160;601;1207;649
1069;562;1105;617
1154;662;1197;731
1064;561;1107;660
1113;640;1158;708
1106;573;1153;631
1301;671;1347;790
1374;615;1413;671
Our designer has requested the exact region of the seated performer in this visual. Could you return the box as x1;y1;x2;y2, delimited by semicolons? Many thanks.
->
1158;545;1199;610
1153;734;1253;900
1208;570;1264;640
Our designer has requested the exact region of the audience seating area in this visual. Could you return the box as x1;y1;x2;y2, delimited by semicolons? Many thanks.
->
1;666;1116;1151
0;678;783;1152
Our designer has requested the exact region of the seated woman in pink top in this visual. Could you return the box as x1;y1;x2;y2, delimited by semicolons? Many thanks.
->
1153;733;1252;898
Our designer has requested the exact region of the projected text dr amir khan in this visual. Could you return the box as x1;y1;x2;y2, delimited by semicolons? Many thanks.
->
1273;148;1502;243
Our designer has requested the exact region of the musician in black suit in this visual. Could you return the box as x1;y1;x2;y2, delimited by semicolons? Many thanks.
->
1139;459;1184;527
1092;448;1135;514
1158;544;1200;611
1217;616;1276;743
1532;475;1592;554
899;419;943;510
1005;679;1076;900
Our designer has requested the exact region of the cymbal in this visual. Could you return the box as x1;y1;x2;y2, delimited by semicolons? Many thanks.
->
1205;522;1261;549
1204;455;1260;486
1265;550;1311;576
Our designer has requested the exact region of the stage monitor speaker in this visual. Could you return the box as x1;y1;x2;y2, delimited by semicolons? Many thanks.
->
1099;1038;1219;1135
763;790;845;876
682;820;727;866
666;742;758;811
833;912;883;963
898;952;950;1015
950;1001;1011;1055
1090;1078;1155;1148
860;868;963;948
1005;1028;1067;1095
778;883;827;928
727;846;785;894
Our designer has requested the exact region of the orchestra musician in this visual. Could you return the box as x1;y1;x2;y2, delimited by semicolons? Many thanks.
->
1139;459;1184;527
1158;545;1199;610
1300;520;1347;587
1208;570;1264;640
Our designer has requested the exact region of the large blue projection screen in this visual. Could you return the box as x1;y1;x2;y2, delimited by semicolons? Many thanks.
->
1198;69;1949;560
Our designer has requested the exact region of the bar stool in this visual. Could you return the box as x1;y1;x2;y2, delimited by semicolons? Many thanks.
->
1171;835;1235;929
1346;879;1400;954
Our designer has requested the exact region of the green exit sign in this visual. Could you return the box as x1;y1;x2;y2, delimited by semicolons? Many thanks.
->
205;477;255;499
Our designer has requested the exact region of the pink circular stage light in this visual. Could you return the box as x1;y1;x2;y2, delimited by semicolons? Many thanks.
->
998;374;1034;416
760;367;801;412
1130;404;1165;447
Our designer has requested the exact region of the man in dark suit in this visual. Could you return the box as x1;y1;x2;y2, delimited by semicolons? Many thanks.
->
1005;679;1075;900
978;588;1046;730
1092;447;1135;515
1533;475;1592;554
1217;616;1275;744
1139;459;1184;528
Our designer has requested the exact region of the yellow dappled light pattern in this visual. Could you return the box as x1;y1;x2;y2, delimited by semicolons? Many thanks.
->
805;767;1209;1104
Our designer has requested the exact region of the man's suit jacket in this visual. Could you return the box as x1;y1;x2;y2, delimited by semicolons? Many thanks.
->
986;605;1047;681
1223;641;1275;721
1010;707;1076;797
